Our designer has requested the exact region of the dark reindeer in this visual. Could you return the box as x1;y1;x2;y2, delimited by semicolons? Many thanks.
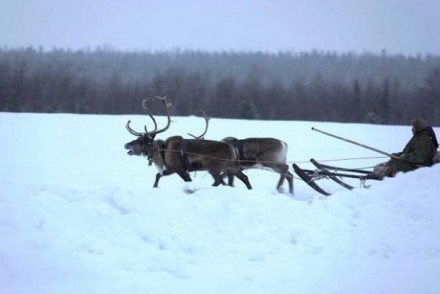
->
124;97;252;189
221;137;294;194
184;109;294;194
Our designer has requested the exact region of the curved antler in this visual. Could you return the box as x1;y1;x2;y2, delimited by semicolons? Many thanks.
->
144;96;171;137
125;96;171;137
142;98;158;133
188;107;211;140
126;120;145;136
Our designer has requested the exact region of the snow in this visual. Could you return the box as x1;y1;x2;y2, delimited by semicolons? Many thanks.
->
1;112;440;294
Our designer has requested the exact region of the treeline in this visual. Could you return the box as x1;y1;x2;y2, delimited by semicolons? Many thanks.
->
1;46;440;125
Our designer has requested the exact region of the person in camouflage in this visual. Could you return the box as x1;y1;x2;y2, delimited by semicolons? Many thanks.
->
380;117;438;178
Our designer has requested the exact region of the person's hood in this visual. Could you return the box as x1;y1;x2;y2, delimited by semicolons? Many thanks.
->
411;117;429;132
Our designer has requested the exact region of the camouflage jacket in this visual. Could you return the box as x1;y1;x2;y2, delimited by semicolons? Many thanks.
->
391;128;436;173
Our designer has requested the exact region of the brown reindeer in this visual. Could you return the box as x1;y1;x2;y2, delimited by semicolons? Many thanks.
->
183;109;293;194
124;97;252;189
222;137;294;194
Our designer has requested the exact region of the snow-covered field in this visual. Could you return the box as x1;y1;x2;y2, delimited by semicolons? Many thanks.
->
1;112;440;294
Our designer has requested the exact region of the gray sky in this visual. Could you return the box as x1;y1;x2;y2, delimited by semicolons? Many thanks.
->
1;0;439;55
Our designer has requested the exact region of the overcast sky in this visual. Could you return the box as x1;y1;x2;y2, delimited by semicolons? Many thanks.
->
1;0;439;55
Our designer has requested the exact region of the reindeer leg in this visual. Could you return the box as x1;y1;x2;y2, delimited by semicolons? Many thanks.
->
220;172;234;186
154;170;178;187
153;173;162;187
285;171;294;194
277;174;286;188
234;171;252;190
227;173;235;187
218;172;229;186
211;172;224;186
276;174;286;190
273;164;294;194
175;169;192;183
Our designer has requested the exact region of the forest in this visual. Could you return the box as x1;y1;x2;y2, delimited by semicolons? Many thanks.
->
1;46;440;125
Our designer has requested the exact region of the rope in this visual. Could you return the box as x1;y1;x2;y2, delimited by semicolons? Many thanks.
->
293;156;386;164
157;148;386;166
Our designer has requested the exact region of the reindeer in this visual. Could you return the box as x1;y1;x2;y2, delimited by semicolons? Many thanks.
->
183;108;294;194
124;97;252;189
221;137;294;194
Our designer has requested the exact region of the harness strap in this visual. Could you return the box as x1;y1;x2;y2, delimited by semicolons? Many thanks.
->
235;140;245;159
179;139;190;169
147;142;165;166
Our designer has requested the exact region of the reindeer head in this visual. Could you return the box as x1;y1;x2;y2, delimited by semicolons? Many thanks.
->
124;96;171;158
125;134;155;157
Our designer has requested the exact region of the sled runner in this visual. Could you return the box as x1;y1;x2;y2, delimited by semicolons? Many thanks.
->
292;158;380;196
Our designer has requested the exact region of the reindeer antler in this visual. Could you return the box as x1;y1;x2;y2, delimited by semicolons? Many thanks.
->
145;96;171;137
126;96;172;137
126;120;145;136
142;98;158;133
188;107;211;140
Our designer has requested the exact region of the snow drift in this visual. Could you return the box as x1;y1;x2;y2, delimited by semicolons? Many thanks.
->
1;113;439;294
